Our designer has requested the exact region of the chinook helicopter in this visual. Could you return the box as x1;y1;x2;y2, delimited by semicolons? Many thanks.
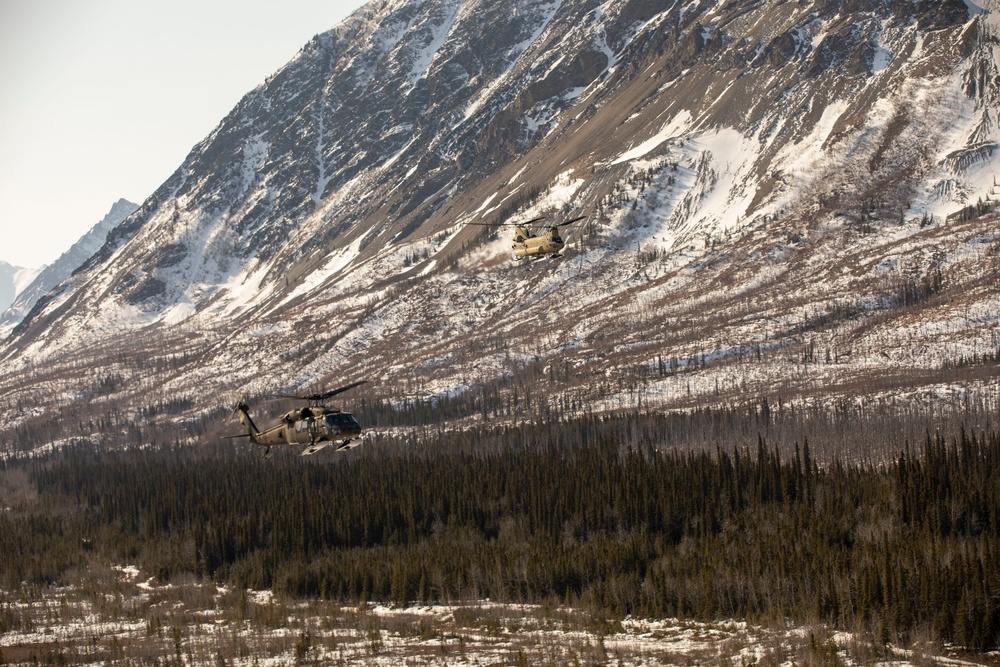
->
473;215;586;259
228;381;366;458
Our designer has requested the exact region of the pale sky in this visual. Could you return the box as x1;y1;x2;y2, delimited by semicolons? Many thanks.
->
0;0;368;269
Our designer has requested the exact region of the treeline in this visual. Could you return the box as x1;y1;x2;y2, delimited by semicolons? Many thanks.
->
1;416;999;651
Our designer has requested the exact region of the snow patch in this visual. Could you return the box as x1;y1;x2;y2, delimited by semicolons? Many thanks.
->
281;232;369;305
872;44;892;73
405;0;462;85
217;261;268;316
158;299;196;326
774;100;849;177
611;111;693;164
474;192;499;216
241;135;268;195
462;0;564;121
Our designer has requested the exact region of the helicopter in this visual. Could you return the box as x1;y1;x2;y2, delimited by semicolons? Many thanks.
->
473;215;586;259
227;380;366;458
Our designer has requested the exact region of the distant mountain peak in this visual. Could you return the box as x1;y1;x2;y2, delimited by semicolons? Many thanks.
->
0;199;137;338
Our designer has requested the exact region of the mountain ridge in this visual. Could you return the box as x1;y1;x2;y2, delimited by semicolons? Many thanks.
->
0;198;138;339
0;262;40;316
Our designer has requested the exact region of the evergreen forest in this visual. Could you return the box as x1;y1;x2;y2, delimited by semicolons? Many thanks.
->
1;408;999;653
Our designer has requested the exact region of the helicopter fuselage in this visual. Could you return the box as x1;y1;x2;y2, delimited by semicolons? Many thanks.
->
512;226;564;258
235;402;363;455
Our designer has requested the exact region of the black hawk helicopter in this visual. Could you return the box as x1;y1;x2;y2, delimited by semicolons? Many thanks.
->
472;215;586;259
228;380;366;458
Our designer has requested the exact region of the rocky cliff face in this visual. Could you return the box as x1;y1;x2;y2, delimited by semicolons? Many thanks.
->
2;0;999;450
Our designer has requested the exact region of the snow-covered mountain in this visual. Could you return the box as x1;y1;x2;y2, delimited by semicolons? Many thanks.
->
0;262;40;316
2;0;999;450
0;199;137;339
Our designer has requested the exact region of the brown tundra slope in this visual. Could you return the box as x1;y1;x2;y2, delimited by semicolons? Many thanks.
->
2;0;999;451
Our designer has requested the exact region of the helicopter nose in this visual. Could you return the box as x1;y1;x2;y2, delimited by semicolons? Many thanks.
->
343;417;362;438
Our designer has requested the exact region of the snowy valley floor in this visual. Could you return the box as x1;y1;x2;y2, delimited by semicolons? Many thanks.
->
2;570;997;667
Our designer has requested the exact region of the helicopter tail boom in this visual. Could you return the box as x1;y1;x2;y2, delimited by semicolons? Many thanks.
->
233;400;261;444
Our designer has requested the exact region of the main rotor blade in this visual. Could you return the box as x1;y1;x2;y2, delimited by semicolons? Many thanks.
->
554;215;586;227
275;380;368;402
316;380;368;401
469;216;547;227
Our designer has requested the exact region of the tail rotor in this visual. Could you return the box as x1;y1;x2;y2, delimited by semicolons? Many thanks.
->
225;395;267;456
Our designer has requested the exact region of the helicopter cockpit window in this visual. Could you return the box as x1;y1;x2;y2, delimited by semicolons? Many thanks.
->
325;413;359;428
